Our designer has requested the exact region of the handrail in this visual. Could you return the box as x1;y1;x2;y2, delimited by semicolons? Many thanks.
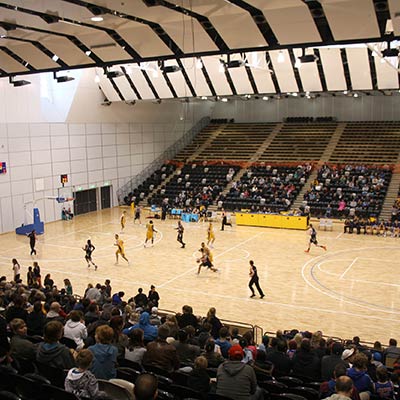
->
116;117;210;204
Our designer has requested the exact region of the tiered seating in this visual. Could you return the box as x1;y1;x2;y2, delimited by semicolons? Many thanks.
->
149;164;240;208
259;123;337;162
123;164;176;205
173;124;223;162
193;123;277;161
303;164;392;218
222;165;311;212
329;121;400;163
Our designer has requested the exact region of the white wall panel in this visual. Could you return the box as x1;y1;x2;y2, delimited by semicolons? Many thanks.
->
181;59;212;97
293;49;323;92
87;147;102;159
1;197;13;232
102;134;116;146
319;48;347;91
269;50;298;93
71;160;87;173
32;164;52;178
146;73;174;99
375;57;399;90
246;52;276;94
117;145;130;156
50;124;68;136
228;67;254;95
11;166;32;181
69;135;86;148
102;146;117;157
164;60;192;98
89;170;104;182
114;69;138;101
52;149;70;162
51;136;69;149
70;148;86;161
69;124;85;135
7;124;29;138
87;135;102;147
88;158;103;170
30;137;51;151
0;182;11;197
29;124;50;137
202;57;232;96
9;138;31;152
53;162;70;175
346;48;373;90
103;157;117;169
117;156;131;167
9;152;31;167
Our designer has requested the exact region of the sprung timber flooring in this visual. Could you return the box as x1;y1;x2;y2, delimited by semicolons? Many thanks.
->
0;207;399;344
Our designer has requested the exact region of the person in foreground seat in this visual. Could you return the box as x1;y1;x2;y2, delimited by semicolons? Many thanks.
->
325;376;354;400
134;373;158;400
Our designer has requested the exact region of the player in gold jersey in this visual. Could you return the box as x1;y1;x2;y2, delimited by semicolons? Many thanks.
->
114;234;129;264
207;222;215;248
144;220;158;247
120;211;127;232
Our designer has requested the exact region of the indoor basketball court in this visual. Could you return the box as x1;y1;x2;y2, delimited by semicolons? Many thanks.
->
0;206;398;344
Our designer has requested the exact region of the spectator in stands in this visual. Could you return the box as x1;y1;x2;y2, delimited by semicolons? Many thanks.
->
27;300;46;336
84;303;100;325
187;355;211;397
46;302;65;324
44;273;54;289
36;320;76;369
374;366;394;399
148;285;160;307
292;338;321;380
265;339;291;375
134;373;158;400
85;284;102;303
165;314;179;339
109;315;128;360
172;329;201;364
321;342;345;381
384;339;400;365
123;311;157;343
347;352;373;400
125;328;147;364
342;348;356;367
63;310;87;350
149;307;161;326
111;291;125;306
216;344;260;400
287;339;297;359
65;349;101;400
325;376;355;400
5;295;27;323
9;318;36;361
134;288;148;308
202;338;224;368
88;325;117;380
205;307;222;339
143;324;180;373
177;305;199;329
215;327;232;359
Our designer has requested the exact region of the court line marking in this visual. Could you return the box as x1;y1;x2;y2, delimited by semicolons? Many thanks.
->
335;232;343;239
340;257;358;279
158;232;265;288
302;246;400;314
159;286;400;323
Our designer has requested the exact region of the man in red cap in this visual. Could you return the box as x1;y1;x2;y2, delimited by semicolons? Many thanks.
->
216;344;261;400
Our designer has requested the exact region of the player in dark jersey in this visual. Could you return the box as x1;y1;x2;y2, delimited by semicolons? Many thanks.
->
27;229;37;255
175;220;185;248
249;260;264;299
305;224;327;253
83;239;97;270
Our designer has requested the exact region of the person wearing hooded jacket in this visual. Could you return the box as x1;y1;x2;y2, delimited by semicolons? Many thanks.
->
88;325;118;380
63;311;88;350
36;320;76;369
216;344;260;400
347;353;373;398
122;311;158;343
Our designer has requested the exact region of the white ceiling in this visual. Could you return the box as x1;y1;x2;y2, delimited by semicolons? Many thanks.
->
0;0;398;100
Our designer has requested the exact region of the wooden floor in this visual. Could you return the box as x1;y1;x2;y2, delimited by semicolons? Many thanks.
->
1;207;399;344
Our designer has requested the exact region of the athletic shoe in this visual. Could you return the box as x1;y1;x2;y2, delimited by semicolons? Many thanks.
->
94;265;97;271
322;246;327;251
304;249;310;253
260;295;265;299
250;294;256;298
87;264;90;268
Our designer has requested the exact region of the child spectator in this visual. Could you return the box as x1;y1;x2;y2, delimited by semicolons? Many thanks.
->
88;325;118;380
374;366;394;399
65;349;100;399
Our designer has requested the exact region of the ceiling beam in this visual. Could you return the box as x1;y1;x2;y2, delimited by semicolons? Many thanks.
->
120;66;142;100
288;49;304;93
340;48;353;91
0;46;36;71
302;0;334;42
265;52;281;93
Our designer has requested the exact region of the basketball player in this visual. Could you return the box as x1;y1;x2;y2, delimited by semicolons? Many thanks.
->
197;242;218;274
175;220;185;248
144;220;157;247
305;224;327;253
221;209;232;231
134;206;142;224
114;234;130;264
207;222;215;248
248;260;264;299
83;239;97;270
120;210;127;232
27;229;37;255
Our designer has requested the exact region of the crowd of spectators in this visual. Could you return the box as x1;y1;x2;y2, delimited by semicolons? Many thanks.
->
303;165;392;219
0;273;400;400
221;164;311;212
343;217;400;237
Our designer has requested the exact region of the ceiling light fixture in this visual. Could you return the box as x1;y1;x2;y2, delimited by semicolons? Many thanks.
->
218;62;225;73
277;50;285;63
53;71;74;83
9;76;31;87
221;97;228;102
85;50;92;56
91;16;104;22
104;68;123;78
382;42;399;57
52;54;59;62
298;48;318;63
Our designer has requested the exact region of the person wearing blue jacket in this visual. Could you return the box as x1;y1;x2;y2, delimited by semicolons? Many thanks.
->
88;325;118;380
123;312;158;343
347;352;373;397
